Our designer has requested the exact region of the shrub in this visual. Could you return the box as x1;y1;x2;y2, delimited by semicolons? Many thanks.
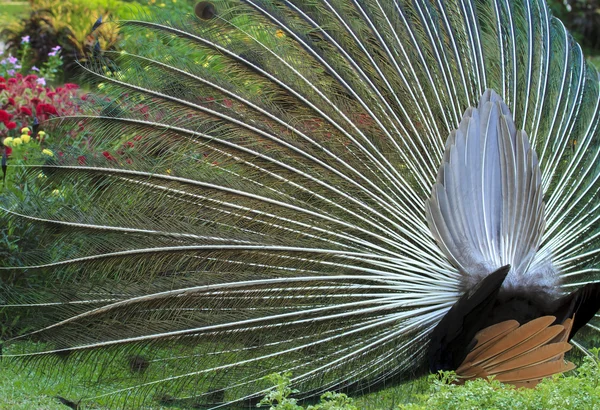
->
0;0;147;80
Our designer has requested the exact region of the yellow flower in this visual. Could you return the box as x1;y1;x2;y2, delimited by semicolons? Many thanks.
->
3;137;14;147
21;134;31;143
275;29;285;38
37;173;47;179
12;137;22;146
42;149;54;157
51;189;64;197
165;169;172;175
21;127;30;134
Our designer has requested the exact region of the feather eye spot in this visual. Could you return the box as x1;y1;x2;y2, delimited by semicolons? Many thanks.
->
128;355;150;373
195;2;216;20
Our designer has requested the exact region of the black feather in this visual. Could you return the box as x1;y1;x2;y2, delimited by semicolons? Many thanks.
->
552;283;600;339
428;265;510;372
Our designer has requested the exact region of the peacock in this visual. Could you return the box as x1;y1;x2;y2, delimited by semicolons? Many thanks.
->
2;0;600;407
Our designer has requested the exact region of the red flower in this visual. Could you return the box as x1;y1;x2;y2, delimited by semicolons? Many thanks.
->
102;151;115;161
5;121;17;130
0;84;6;91
24;74;38;82
47;92;56;98
0;110;9;122
7;78;17;84
30;98;40;105
20;106;32;115
223;99;233;108
0;76;5;82
7;97;15;105
78;155;86;165
133;135;143;141
3;146;12;157
125;141;134;148
37;103;58;116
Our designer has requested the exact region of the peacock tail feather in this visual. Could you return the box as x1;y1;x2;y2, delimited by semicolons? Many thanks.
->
1;0;600;407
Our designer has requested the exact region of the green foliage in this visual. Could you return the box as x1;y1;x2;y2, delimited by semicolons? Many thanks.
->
258;373;304;410
0;1;30;26
258;373;359;410
398;351;600;410
0;0;149;80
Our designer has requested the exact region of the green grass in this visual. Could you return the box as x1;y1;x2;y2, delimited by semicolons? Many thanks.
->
1;342;600;409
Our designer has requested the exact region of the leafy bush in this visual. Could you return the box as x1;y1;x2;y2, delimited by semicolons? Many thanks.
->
398;352;600;409
258;373;359;410
256;360;600;410
0;0;148;80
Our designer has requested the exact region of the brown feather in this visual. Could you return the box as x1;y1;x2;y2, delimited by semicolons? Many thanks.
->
473;320;520;352
494;360;575;383
479;325;565;369
456;365;489;379
465;316;556;367
490;342;572;374
458;320;520;368
550;317;574;344
456;316;577;387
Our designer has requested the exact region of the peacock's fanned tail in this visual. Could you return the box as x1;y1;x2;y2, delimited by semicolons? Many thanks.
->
1;0;600;407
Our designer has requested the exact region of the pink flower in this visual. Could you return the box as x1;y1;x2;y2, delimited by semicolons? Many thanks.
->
36;77;46;86
48;46;61;57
